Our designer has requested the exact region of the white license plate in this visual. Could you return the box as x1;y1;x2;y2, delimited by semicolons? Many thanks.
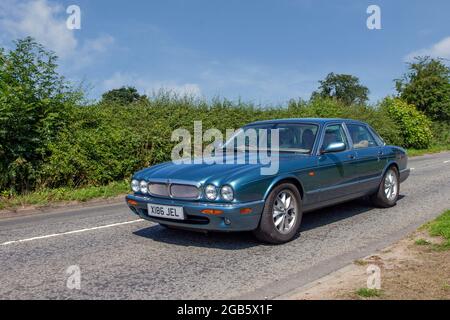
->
147;204;184;220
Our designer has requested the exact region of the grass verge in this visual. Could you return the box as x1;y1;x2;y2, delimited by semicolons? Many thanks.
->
424;210;450;250
414;238;431;246
356;288;383;298
0;180;129;211
406;144;450;157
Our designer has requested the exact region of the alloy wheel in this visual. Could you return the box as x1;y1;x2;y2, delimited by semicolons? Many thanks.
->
272;190;298;234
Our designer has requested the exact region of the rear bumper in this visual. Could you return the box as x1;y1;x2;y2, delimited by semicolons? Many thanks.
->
400;168;410;183
125;194;265;232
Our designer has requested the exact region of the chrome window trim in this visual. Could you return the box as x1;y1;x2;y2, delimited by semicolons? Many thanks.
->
367;125;386;146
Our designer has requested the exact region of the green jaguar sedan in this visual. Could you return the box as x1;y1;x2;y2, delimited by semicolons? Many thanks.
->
126;118;410;244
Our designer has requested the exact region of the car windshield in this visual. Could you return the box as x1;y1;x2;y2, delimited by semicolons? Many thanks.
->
223;123;319;154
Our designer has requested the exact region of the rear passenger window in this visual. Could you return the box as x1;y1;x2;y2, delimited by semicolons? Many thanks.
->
347;124;378;149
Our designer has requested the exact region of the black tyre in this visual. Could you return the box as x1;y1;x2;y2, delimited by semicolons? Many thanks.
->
253;183;303;244
370;166;400;208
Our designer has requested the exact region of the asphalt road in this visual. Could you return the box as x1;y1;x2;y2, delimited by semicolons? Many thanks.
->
1;152;449;299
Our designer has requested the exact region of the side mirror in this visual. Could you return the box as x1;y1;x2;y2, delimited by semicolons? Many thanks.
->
322;142;346;154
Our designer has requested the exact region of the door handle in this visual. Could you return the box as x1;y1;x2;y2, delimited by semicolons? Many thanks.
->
348;154;356;160
378;151;383;156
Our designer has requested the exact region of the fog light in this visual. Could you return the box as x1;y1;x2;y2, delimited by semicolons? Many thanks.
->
224;218;231;225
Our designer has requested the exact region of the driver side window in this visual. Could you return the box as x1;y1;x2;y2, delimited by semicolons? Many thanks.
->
321;124;348;151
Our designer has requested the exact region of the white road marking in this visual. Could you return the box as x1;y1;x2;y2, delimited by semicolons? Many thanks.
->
0;219;144;246
410;168;415;170
444;160;450;164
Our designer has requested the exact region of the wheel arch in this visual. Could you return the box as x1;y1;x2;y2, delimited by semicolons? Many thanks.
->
263;175;304;201
384;161;399;176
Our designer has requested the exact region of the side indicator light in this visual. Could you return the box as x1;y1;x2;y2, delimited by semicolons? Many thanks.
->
127;199;138;206
201;209;223;215
308;171;315;177
240;208;252;214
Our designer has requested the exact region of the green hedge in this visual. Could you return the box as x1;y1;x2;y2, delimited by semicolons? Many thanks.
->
36;96;402;189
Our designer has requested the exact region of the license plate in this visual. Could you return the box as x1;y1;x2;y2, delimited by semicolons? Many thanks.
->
147;204;184;220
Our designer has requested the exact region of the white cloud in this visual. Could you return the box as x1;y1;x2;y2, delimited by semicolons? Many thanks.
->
0;0;76;57
405;36;450;61
102;72;201;97
76;34;115;67
0;0;113;65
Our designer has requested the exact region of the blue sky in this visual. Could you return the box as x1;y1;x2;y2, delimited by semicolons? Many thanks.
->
1;0;449;105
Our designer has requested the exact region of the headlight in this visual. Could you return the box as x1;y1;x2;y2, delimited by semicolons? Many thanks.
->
139;180;148;194
205;184;217;200
131;179;140;192
221;185;234;201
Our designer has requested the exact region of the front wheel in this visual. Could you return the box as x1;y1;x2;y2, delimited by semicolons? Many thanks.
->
371;166;400;208
253;183;303;244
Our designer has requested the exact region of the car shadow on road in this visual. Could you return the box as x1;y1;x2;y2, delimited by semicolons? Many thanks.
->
133;195;406;249
133;224;260;250
300;195;406;232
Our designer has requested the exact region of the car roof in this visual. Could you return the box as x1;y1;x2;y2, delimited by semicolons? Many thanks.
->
246;118;368;126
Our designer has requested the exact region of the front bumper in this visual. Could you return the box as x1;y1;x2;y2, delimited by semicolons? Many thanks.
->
125;194;265;232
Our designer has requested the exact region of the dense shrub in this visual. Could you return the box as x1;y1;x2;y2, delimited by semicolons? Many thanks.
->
0;38;80;192
380;97;433;149
430;121;450;147
38;95;404;189
289;98;403;146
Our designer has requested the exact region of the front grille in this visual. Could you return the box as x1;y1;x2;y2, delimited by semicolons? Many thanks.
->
148;183;169;197
147;182;200;200
170;184;200;199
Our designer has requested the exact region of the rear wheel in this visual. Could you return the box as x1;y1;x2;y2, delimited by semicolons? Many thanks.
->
253;183;302;244
371;166;399;208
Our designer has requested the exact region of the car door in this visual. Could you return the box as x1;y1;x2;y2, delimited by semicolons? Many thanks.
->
345;123;385;192
316;123;358;203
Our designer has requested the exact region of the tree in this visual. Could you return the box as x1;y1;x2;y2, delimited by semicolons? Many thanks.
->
396;57;450;121
380;97;432;149
311;72;369;105
100;86;145;105
0;37;80;192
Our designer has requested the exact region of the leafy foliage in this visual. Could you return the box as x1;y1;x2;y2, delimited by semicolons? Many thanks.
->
311;72;370;105
100;86;146;105
380;97;433;149
0;37;80;192
39;95;403;189
396;57;450;121
430;121;450;147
